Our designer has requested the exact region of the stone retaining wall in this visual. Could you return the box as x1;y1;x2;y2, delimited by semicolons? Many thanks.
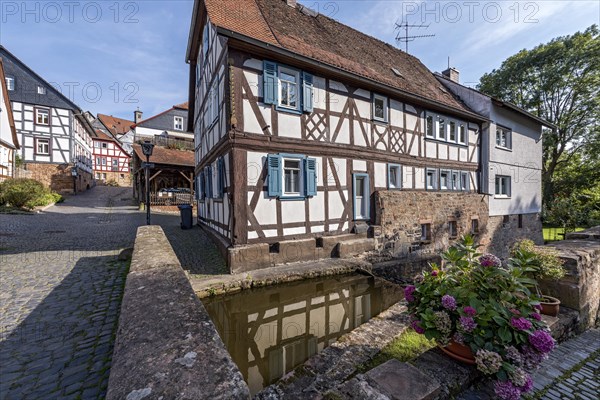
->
106;226;250;400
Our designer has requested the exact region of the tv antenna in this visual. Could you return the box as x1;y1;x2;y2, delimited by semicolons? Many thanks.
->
395;21;435;53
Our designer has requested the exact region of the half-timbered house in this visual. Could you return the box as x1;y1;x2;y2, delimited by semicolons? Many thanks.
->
187;0;493;271
0;46;94;192
126;103;194;151
0;58;19;181
92;130;132;186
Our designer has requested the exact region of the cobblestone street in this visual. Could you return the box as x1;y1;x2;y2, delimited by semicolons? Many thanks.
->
0;186;224;399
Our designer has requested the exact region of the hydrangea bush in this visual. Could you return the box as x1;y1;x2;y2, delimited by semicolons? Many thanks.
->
405;236;555;400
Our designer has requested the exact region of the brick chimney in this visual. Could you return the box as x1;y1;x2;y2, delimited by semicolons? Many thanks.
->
134;108;143;123
442;67;460;83
285;0;297;7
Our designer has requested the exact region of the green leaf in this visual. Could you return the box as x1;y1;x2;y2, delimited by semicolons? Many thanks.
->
499;327;512;343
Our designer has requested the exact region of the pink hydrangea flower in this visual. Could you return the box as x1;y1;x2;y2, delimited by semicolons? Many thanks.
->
463;306;477;316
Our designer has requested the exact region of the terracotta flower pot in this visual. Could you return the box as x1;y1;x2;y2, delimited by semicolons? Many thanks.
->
439;340;476;365
540;295;561;317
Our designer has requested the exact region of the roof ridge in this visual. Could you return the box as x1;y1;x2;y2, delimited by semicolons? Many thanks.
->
254;0;283;47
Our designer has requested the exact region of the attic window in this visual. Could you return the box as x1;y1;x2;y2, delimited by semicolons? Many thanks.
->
298;4;318;17
391;68;404;78
5;77;14;91
37;86;46;95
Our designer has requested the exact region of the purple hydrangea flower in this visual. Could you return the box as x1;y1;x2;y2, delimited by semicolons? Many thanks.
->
522;345;548;370
459;316;477;333
494;380;521;400
404;285;416;302
511;317;532;331
530;312;542;321
431;270;439;276
463;306;477;316
520;375;534;393
441;294;457;311
479;253;502;267
411;320;425;334
453;332;465;345
475;349;503;375
529;330;555;354
504;346;522;366
534;304;542;311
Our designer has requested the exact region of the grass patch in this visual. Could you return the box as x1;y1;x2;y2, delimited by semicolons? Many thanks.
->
355;329;436;374
543;226;585;242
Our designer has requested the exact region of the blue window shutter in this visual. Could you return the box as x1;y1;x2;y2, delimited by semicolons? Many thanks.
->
217;157;225;197
205;166;212;198
199;171;205;199
263;61;278;105
302;72;314;113
267;154;282;197
305;157;317;197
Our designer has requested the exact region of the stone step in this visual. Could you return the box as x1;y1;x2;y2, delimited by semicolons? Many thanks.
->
337;238;377;258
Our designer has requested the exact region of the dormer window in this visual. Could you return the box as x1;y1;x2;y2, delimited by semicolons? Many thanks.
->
174;116;184;131
37;86;46;95
6;77;15;91
372;94;388;123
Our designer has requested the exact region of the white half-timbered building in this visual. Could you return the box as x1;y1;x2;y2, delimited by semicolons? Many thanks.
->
0;58;19;181
92;130;131;186
187;0;494;271
0;46;94;192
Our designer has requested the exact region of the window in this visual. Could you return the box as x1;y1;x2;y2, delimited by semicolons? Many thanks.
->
267;154;317;199
388;164;402;189
353;174;370;220
204;80;219;128
202;23;210;63
451;171;459;191
94;141;101;148
421;223;431;241
174;116;184;131
496;127;511;149
35;108;49;125
458;124;467;145
283;158;301;195
372;94;388;122
460;172;470;191
495;175;511;197
36;138;50;155
37;86;46;95
425;115;434;137
102;142;107;149
112;159;119;171
263;61;313;113
440;170;450;190
471;219;479;234
216;157;226;198
438;117;446;140
5;77;14;91
449;121;457;142
426;169;438;190
449;221;458;238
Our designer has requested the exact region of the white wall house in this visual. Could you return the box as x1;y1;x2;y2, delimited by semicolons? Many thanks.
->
0;46;94;192
0;58;19;181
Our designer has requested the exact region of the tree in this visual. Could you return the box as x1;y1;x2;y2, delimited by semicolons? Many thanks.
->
478;25;600;206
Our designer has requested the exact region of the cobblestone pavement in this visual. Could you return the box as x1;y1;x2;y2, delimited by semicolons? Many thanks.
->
0;187;138;399
532;328;600;400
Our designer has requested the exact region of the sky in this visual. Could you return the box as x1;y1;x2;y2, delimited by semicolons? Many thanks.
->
0;0;598;121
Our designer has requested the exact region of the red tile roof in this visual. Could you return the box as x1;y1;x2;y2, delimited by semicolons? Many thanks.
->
174;102;189;110
94;129;116;141
203;0;472;114
97;114;134;136
132;144;195;167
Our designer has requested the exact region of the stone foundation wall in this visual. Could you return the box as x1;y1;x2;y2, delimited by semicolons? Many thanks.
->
482;213;543;259
374;191;489;258
95;171;131;187
16;163;93;193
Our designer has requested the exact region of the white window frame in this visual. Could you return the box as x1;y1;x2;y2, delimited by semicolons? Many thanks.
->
388;164;402;189
448;120;457;142
425;114;435;138
372;94;388;123
439;170;450;190
174;116;184;131
36;138;50;155
426;168;438;190
451;171;460;191
282;157;303;197
437;116;446;140
460;172;469;191
5;77;14;91
496;127;512;149
37;86;46;95
278;66;300;110
495;175;511;197
458;123;467;145
35;108;49;125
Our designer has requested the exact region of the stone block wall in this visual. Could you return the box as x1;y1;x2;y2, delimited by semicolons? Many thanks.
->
374;191;489;258
483;213;543;259
16;163;92;193
96;171;132;187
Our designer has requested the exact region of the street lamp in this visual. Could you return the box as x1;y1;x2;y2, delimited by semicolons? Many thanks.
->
71;165;78;195
141;141;155;225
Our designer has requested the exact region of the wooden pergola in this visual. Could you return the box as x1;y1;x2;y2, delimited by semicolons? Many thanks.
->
131;144;195;204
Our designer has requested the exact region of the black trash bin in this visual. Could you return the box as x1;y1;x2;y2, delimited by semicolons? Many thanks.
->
178;204;193;230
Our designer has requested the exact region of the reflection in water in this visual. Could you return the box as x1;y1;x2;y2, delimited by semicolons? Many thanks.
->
202;273;403;395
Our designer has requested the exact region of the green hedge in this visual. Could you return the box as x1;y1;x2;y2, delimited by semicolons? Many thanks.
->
0;178;64;209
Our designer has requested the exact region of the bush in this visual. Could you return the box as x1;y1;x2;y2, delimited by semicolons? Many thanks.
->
511;240;565;282
0;179;62;209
